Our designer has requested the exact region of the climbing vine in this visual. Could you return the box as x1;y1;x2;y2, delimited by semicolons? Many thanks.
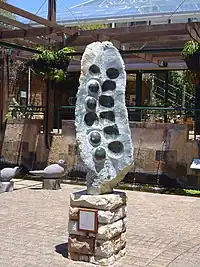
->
27;47;75;82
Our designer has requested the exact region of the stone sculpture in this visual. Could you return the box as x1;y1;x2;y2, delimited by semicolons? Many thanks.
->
0;166;20;182
0;166;19;192
29;159;66;178
29;159;66;190
75;41;133;195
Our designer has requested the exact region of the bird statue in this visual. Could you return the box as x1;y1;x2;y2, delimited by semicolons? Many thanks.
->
0;156;31;176
29;159;66;178
0;166;20;182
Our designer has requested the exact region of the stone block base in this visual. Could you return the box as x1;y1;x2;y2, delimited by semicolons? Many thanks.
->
0;181;14;192
68;190;127;265
42;179;61;190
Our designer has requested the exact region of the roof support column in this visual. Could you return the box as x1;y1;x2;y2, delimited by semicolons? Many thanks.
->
135;71;143;121
164;71;169;123
44;0;57;149
195;75;200;137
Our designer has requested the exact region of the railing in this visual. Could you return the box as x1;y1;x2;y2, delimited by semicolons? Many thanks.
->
154;76;195;108
7;105;199;138
7;105;45;120
56;105;195;122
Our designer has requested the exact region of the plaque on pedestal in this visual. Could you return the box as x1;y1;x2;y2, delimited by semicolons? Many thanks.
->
78;209;98;233
190;158;200;170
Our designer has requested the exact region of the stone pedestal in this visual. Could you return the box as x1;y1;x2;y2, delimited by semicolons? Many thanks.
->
42;179;61;190
68;190;127;265
0;181;14;193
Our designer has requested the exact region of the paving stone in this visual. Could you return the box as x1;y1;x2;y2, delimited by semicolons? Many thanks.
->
1;180;200;267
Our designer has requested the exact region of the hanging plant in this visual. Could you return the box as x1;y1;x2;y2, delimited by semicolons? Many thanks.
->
182;40;200;72
27;47;75;82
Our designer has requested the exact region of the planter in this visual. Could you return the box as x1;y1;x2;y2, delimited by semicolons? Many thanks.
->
185;52;200;72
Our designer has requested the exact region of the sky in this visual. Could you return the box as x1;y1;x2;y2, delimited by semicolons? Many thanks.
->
8;0;85;13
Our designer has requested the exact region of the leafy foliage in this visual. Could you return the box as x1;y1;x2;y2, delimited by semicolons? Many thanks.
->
79;24;109;30
182;40;200;60
27;47;75;82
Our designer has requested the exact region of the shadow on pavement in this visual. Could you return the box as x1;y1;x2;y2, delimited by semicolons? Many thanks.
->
55;242;68;258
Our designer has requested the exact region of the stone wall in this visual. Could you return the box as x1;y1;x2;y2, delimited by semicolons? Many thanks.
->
1;119;49;169
1;119;200;186
129;122;199;185
49;121;200;186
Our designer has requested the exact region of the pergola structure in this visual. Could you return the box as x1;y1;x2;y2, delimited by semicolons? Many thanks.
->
0;0;200;147
0;1;199;69
66;22;200;71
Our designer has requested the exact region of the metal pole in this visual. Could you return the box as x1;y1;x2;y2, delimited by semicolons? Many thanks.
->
135;71;143;121
27;66;31;105
195;76;200;138
182;85;186;108
48;0;56;21
164;71;169;123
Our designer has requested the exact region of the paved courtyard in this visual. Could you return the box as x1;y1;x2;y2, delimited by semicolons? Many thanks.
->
1;179;200;267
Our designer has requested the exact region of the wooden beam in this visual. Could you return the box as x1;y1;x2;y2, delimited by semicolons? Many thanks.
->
45;33;63;42
187;22;200;42
0;14;32;30
0;14;63;43
10;54;32;61
67;31;188;48
121;43;130;50
0;50;8;130
0;1;59;28
63;32;79;46
124;45;160;65
3;38;38;48
79;23;188;37
134;52;160;65
110;39;121;49
0;26;76;39
26;37;52;46
128;35;189;46
3;37;49;48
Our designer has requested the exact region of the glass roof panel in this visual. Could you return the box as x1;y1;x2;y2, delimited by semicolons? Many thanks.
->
53;0;200;23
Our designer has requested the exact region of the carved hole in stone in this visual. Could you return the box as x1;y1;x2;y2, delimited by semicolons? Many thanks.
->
89;131;101;147
100;111;115;122
85;96;96;110
104;124;119;136
99;95;114;108
89;64;100;74
106;68;119;79
95;162;105;173
84;112;98;126
94;147;106;162
108;141;124;154
102;80;116;92
87;79;100;94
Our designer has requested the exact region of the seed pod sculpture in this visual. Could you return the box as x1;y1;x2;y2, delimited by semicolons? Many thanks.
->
75;41;133;195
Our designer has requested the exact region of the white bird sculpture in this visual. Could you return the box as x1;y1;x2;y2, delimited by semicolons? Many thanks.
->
29;159;66;178
0;166;20;182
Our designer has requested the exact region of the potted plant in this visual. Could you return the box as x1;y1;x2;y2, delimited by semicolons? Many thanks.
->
27;47;75;82
182;40;200;72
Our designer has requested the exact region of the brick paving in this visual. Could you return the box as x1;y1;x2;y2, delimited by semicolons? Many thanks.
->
1;179;200;267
